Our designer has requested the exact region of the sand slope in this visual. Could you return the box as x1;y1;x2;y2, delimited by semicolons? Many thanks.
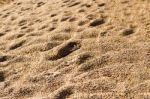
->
0;0;150;99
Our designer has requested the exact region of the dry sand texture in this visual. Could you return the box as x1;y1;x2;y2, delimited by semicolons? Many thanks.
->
0;0;150;99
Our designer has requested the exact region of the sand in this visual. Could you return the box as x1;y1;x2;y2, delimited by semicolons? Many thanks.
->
0;0;150;99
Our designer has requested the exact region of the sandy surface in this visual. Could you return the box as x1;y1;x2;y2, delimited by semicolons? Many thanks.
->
0;0;150;99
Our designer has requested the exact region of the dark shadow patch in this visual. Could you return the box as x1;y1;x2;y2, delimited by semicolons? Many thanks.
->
14;86;34;97
51;13;57;17
37;2;45;7
61;16;70;22
0;33;5;37
86;4;91;8
8;40;25;50
63;0;70;4
57;41;80;58
6;33;24;40
53;86;73;99
98;3;105;7
78;20;88;26
78;8;86;13
78;55;109;72
48;41;81;60
0;55;7;62
48;27;56;31
121;28;134;36
68;2;80;7
100;31;108;36
20;26;28;30
69;17;76;22
18;19;27;26
89;18;105;27
0;71;5;82
0;55;15;62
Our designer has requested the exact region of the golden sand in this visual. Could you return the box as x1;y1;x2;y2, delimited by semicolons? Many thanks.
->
0;0;150;99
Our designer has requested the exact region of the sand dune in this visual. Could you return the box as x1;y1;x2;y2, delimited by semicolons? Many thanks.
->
0;0;150;99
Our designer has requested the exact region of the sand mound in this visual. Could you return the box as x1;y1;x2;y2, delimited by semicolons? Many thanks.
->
0;0;150;98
